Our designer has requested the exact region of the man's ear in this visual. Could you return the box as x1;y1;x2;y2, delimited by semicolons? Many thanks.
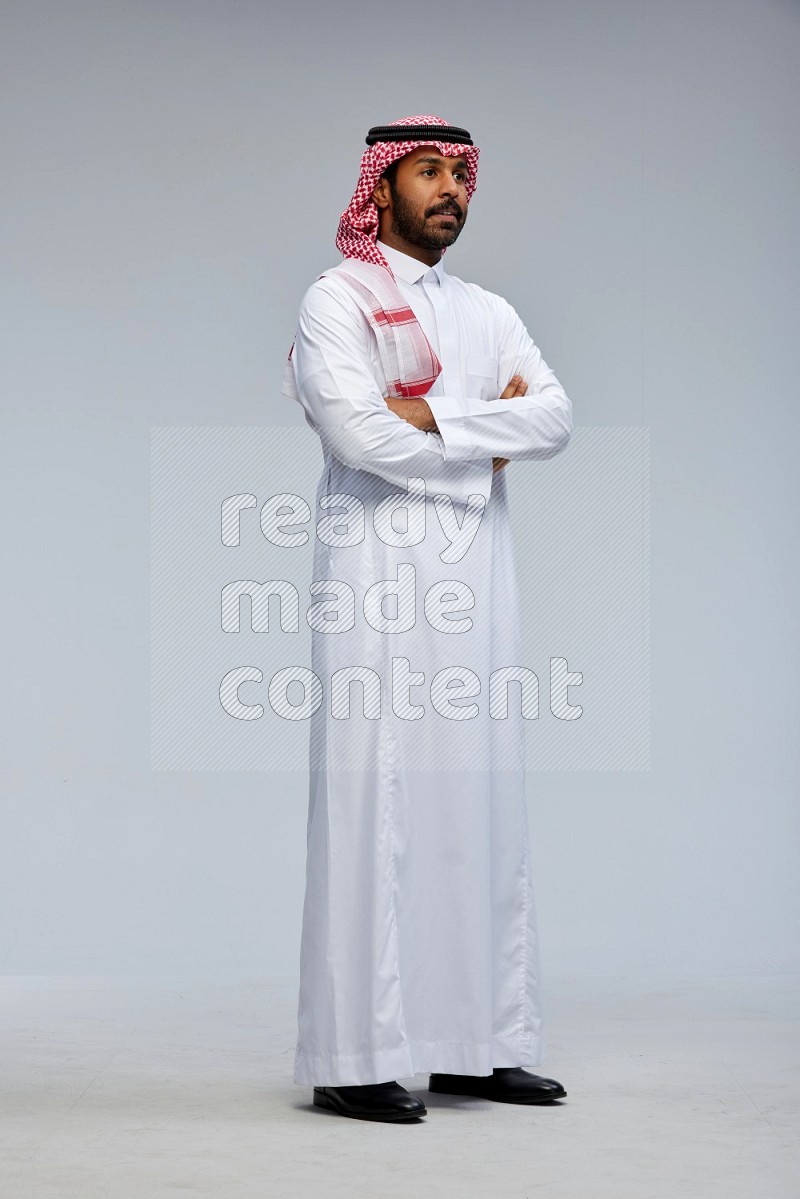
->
372;177;391;211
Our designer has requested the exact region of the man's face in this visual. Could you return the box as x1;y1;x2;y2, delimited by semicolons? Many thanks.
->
381;147;470;251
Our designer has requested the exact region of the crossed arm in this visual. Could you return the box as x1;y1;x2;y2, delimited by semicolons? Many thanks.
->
289;277;571;505
384;374;530;473
382;292;571;468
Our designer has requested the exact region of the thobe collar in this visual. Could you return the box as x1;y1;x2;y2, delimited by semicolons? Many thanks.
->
376;240;446;288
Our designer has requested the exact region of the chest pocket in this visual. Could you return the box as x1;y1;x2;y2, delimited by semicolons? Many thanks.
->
465;352;499;401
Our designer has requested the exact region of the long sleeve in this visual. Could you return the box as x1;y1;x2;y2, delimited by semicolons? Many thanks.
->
425;295;573;462
288;277;494;505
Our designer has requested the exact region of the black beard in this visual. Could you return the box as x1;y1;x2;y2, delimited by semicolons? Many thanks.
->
388;181;465;250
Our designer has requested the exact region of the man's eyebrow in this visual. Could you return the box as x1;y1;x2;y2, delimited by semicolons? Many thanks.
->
415;155;470;171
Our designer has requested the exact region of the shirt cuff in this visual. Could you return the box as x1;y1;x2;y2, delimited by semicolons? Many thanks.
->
424;431;495;506
426;394;480;460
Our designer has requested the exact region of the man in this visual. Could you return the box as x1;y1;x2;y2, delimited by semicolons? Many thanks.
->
282;115;572;1122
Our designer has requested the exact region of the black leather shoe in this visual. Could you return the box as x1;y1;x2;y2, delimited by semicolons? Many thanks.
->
313;1080;427;1122
429;1067;566;1104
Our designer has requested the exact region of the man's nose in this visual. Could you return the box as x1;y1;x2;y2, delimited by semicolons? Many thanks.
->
439;175;465;199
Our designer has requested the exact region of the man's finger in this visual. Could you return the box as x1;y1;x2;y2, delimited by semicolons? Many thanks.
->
499;375;522;399
500;375;529;399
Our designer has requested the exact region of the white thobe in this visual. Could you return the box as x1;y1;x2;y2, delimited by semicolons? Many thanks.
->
288;240;572;1086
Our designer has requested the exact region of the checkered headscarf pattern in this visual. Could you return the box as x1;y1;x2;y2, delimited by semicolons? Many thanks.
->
336;113;480;267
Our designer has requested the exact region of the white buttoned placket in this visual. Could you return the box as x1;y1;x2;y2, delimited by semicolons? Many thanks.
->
419;267;453;398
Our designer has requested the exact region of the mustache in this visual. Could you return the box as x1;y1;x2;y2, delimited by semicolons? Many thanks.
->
427;203;463;219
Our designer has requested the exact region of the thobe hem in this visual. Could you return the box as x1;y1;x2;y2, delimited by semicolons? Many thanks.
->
293;1028;547;1087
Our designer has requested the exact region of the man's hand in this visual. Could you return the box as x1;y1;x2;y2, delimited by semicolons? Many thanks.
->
493;374;528;472
383;396;438;432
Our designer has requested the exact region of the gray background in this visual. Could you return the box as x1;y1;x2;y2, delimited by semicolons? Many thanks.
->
1;0;797;981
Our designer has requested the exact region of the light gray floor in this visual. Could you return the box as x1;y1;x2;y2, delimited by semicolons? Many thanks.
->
1;973;797;1198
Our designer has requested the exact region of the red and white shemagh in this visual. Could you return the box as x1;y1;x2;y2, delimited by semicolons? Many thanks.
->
285;115;479;403
331;258;440;398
